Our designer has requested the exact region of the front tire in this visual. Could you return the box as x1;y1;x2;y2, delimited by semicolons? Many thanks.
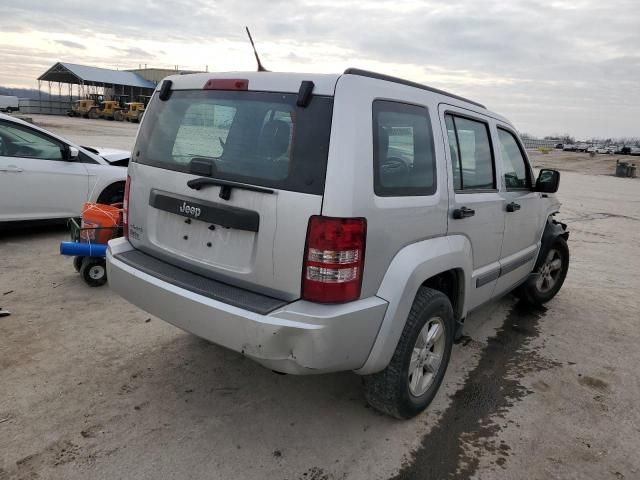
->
364;287;454;419
516;237;569;305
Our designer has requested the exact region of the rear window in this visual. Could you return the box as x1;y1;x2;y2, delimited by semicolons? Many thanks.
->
134;90;334;195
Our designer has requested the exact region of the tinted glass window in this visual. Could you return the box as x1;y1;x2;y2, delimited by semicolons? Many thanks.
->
172;104;237;161
498;128;530;189
445;114;495;191
135;90;333;195
373;100;436;196
0;121;63;160
445;115;461;190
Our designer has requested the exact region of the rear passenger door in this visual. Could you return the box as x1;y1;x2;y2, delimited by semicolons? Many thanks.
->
440;106;505;310
493;125;544;296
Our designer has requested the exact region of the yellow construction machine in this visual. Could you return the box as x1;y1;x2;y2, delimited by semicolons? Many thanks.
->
68;99;96;118
87;100;122;120
114;102;145;122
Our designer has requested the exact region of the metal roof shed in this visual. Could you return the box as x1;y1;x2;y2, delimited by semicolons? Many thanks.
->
38;62;157;104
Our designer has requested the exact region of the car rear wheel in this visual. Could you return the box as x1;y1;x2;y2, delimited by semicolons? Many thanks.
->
363;287;454;419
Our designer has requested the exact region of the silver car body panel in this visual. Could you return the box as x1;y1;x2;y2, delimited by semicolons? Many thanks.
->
107;70;563;375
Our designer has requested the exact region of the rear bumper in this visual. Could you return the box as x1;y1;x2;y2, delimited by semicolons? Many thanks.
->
106;238;388;374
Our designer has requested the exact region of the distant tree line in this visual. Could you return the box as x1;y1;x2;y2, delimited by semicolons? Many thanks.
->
0;86;74;100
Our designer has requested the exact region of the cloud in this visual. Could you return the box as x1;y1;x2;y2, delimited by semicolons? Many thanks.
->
0;0;638;138
111;46;155;58
54;39;86;50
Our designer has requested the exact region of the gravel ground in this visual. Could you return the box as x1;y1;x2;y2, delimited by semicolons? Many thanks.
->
18;114;138;151
1;116;639;480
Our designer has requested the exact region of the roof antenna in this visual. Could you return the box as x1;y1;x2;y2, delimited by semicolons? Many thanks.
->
245;27;269;72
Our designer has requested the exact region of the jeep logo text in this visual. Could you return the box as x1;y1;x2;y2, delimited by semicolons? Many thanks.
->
179;202;201;217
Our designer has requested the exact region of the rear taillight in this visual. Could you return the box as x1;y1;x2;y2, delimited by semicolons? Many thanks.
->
302;216;367;303
122;175;131;239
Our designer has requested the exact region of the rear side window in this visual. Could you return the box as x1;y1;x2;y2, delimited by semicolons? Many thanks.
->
497;128;531;189
445;114;495;191
373;100;437;196
134;90;333;195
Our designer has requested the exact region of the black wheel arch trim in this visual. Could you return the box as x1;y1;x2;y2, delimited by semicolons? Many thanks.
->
535;215;569;270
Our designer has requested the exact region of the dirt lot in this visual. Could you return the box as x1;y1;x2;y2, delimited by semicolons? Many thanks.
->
529;148;639;177
1;116;640;479
17;114;137;151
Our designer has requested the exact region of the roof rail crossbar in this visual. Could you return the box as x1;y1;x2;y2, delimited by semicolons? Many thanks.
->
343;68;486;109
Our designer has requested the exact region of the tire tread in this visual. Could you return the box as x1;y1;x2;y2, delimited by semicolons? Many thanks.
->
364;287;453;419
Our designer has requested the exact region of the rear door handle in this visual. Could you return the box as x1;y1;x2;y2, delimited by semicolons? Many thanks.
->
506;202;521;212
453;206;475;219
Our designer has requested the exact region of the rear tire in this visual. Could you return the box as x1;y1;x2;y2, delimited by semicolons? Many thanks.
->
515;237;569;306
363;287;454;419
80;257;107;287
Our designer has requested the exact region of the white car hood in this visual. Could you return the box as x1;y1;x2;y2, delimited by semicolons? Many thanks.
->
91;147;130;163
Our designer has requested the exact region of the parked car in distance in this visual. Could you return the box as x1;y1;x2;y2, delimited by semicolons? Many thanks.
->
555;143;563;149
618;146;632;155
0;95;19;113
630;146;640;156
563;144;576;151
107;69;569;419
0;113;129;222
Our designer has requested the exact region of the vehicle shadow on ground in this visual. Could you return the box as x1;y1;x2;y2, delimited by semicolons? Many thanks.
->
0;222;68;240
119;330;388;424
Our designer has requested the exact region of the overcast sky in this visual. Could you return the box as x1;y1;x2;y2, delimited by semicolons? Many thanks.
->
1;0;638;139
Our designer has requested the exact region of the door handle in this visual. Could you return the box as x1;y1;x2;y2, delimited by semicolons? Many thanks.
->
506;202;521;212
453;206;475;219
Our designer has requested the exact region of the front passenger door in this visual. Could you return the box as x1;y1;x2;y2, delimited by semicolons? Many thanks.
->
494;126;544;296
0;121;89;221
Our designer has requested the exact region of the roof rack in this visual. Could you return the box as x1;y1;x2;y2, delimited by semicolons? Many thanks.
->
343;68;486;109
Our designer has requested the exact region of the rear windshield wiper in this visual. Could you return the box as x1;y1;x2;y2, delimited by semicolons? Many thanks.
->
187;177;275;201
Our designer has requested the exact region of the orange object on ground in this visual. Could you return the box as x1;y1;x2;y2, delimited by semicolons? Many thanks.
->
80;203;121;244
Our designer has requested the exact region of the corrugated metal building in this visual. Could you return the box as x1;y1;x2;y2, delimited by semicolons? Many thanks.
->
34;62;201;114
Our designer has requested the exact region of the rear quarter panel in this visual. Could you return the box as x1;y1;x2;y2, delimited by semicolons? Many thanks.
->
323;75;450;298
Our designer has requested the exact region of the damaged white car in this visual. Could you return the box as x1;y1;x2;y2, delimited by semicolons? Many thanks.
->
0;113;129;222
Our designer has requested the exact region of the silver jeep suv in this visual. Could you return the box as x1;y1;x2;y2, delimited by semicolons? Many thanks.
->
107;69;569;419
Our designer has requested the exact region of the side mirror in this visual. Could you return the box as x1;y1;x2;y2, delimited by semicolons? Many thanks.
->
535;169;560;193
66;146;80;161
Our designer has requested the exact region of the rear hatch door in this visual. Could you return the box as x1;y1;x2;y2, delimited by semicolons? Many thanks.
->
127;84;334;301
